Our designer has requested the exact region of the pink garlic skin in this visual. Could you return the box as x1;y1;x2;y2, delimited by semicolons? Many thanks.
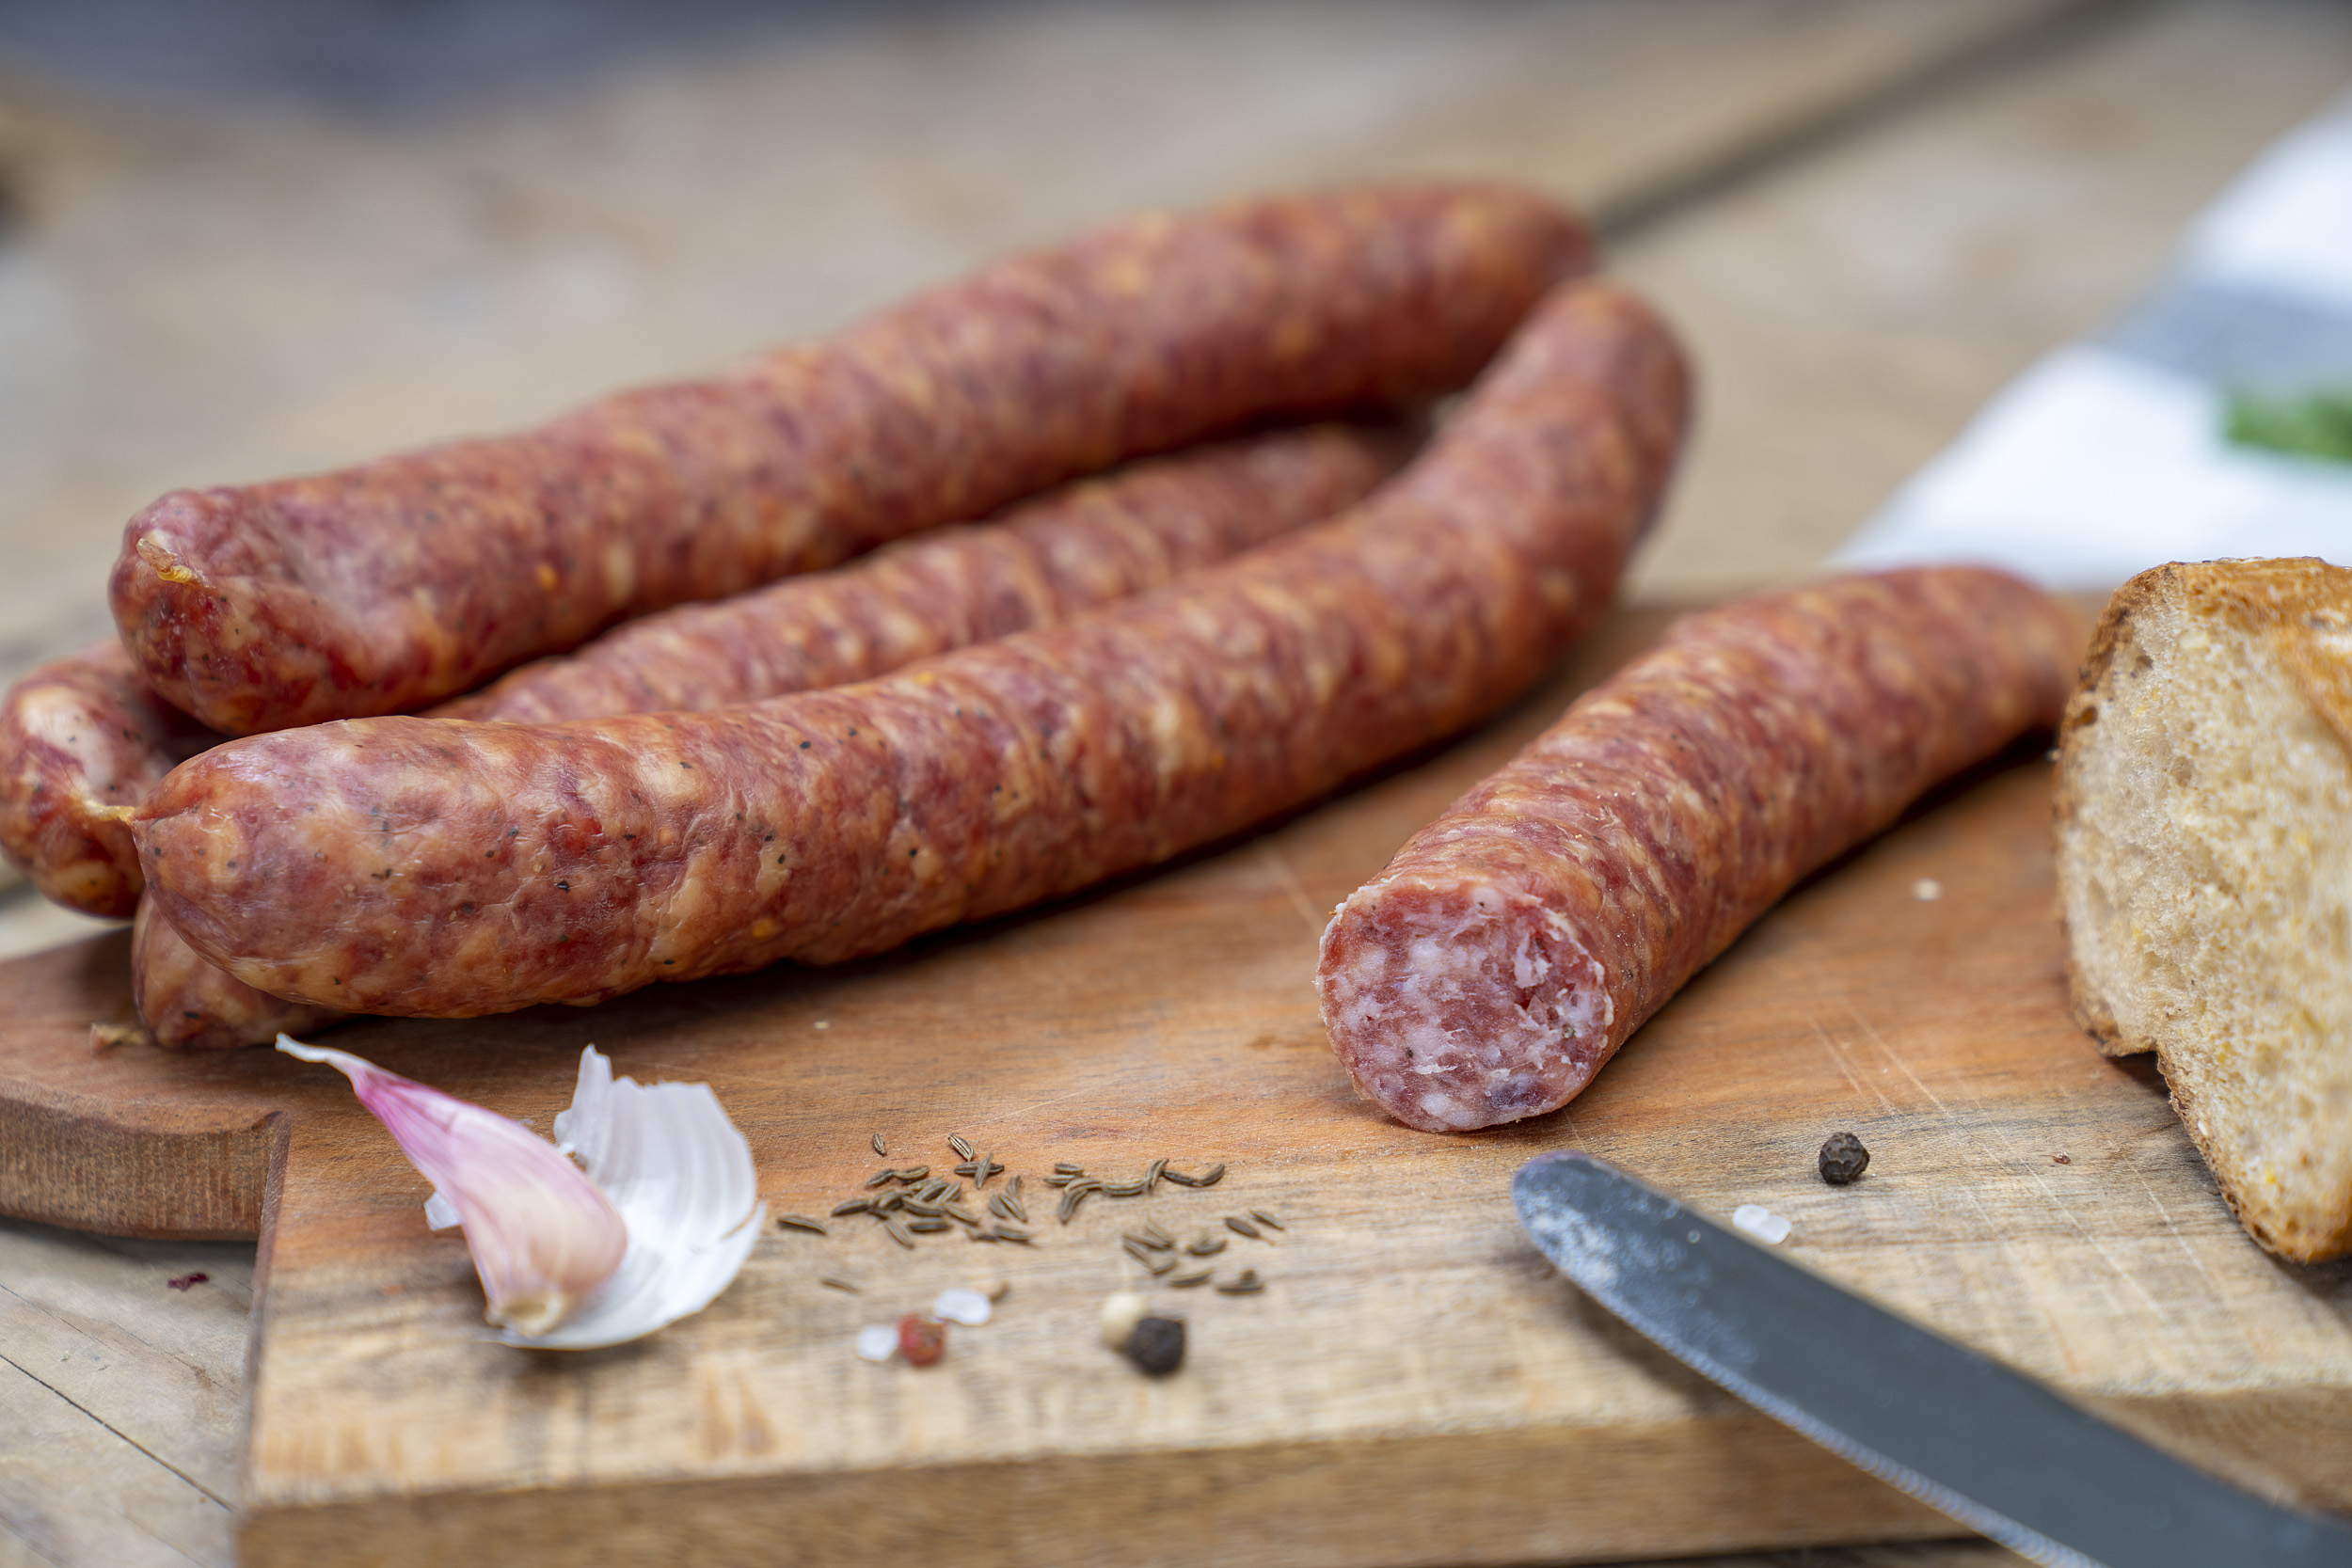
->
277;1038;628;1336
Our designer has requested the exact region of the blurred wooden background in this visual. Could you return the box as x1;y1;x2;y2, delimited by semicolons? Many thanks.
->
2;1;2349;1563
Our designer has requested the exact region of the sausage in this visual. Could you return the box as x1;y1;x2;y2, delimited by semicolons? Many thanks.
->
438;422;1413;724
1315;567;2082;1133
112;183;1590;736
134;278;1692;1018
0;641;218;916
129;420;1408;1047
131;899;343;1051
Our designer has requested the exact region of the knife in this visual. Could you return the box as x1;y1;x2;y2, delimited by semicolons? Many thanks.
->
1512;1150;2352;1568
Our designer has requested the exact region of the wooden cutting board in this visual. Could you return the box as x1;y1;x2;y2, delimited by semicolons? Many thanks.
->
5;606;2350;1567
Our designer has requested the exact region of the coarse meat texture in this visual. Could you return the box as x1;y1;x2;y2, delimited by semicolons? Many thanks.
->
135;278;1692;1018
1317;567;2083;1133
2054;558;2352;1261
438;421;1412;724
128;420;1406;1048
0;641;219;916
112;183;1590;735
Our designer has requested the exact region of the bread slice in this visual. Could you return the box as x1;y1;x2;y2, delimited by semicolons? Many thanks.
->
2055;558;2352;1261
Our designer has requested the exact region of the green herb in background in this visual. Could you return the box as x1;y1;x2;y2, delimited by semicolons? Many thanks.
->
2224;385;2352;464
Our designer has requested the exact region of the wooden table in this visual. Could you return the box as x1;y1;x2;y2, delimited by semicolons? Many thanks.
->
5;1;2352;1563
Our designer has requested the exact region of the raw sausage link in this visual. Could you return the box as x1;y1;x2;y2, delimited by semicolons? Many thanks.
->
439;422;1412;724
135;279;1691;1017
1316;567;2082;1132
112;183;1590;736
0;642;217;916
131;420;1407;1047
132;899;343;1051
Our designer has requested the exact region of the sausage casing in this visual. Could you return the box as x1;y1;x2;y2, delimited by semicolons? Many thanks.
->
0;642;216;916
135;279;1692;1017
1316;568;2082;1132
112;184;1589;736
439;422;1411;724
130;420;1406;1046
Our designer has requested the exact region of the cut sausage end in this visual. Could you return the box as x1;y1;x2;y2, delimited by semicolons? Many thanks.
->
1318;875;1613;1132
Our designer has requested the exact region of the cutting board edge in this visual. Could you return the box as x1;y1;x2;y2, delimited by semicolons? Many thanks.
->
235;1408;1960;1568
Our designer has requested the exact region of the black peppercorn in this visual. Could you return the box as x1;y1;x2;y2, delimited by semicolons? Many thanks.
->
1125;1315;1185;1376
1819;1131;1870;1185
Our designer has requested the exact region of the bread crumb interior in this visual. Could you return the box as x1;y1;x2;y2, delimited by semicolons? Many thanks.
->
2060;589;2352;1258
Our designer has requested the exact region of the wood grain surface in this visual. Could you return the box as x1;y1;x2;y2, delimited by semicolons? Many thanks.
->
5;606;2349;1565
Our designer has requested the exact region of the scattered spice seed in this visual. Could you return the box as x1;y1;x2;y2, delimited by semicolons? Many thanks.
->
1224;1215;1263;1241
1193;1164;1226;1188
993;1224;1033;1243
872;1192;906;1213
907;1218;952;1234
2053;1153;2072;1165
984;1278;1010;1302
820;1275;861;1293
1126;1316;1185;1376
1819;1132;1871;1186
1057;1183;1099;1225
864;1168;898;1189
949;1134;976;1161
943;1205;983;1228
776;1213;831;1235
1185;1233;1227;1257
1215;1269;1264;1295
1136;1220;1176;1249
915;1180;948;1203
969;1227;1000;1243
896;1165;930;1183
1000;1187;1028;1224
881;1218;918;1249
898;1312;947;1367
871;1133;887;1157
1054;1163;1086;1177
1169;1268;1213;1287
1248;1209;1284;1231
832;1198;873;1217
902;1198;945;1218
1122;1238;1178;1274
1144;1157;1168;1195
1102;1180;1148;1197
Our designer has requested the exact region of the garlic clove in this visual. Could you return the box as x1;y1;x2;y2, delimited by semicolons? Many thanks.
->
500;1045;765;1350
276;1036;628;1337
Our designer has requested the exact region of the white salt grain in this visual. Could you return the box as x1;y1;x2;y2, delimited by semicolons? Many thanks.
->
1732;1204;1791;1244
854;1324;898;1362
934;1287;993;1326
1912;879;1944;902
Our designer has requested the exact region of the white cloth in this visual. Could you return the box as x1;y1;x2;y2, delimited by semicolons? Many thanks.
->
1833;98;2352;591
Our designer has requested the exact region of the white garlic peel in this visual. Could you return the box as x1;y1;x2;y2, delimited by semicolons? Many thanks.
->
279;1037;763;1350
505;1044;766;1349
854;1325;898;1362
933;1287;992;1326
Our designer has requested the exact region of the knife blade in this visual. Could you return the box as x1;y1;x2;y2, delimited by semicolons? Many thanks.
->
1512;1150;2352;1568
